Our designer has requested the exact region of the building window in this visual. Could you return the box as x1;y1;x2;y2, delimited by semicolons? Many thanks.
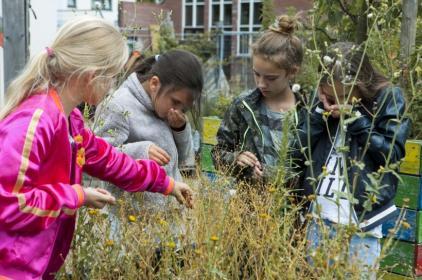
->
183;0;205;34
237;0;262;56
209;0;232;30
67;0;77;8
92;0;112;11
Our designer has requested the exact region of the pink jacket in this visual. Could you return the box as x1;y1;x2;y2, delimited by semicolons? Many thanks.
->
0;89;174;280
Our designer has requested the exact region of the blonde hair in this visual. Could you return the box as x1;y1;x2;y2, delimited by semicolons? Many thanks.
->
252;14;303;73
0;16;128;120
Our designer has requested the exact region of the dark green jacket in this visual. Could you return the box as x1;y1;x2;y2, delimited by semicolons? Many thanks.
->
211;88;305;184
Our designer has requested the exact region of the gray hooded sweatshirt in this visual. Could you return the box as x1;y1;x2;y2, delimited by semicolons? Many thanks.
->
94;73;194;213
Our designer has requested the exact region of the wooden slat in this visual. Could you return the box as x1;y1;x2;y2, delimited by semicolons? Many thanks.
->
415;245;422;276
400;140;422;176
383;208;417;242
381;239;415;276
418;211;422;244
201;144;216;173
379;271;413;280
395;175;421;210
202;117;221;145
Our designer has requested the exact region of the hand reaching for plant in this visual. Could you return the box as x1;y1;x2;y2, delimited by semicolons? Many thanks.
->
82;186;116;209
167;108;186;131
170;181;194;209
148;144;171;166
236;151;261;168
236;151;263;177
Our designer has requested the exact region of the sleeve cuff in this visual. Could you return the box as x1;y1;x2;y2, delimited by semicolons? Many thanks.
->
163;176;175;195
71;184;85;208
171;123;187;132
315;106;324;114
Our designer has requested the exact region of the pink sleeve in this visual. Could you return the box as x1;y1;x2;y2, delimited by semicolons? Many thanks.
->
0;109;85;232
81;128;173;194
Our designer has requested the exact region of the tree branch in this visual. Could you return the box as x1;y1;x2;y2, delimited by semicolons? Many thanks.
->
303;22;336;42
335;0;357;23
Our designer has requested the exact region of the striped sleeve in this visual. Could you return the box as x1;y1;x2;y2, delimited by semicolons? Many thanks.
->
0;109;84;232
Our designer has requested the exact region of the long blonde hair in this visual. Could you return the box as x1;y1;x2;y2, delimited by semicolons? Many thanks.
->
0;16;128;120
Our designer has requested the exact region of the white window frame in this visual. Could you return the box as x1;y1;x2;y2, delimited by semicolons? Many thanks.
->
92;0;112;11
67;0;77;8
182;0;205;37
208;0;233;30
237;0;262;57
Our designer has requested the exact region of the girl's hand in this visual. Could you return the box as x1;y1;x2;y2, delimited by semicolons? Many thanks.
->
167;108;186;130
148;144;171;165
171;181;194;209
83;187;116;209
252;165;263;178
236;151;261;169
318;90;341;118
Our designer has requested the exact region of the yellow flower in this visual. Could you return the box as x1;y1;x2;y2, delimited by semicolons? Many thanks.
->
105;240;114;247
128;215;136;222
117;199;124;205
76;148;85;167
322;111;331;117
370;194;378;204
259;213;270;219
321;165;329;176
88;209;99;216
74;134;83;144
210;235;219;242
158;218;168;226
307;194;316;201
402;221;411;229
377;166;385;173
351;96;361;105
268;187;277;193
166;241;176;249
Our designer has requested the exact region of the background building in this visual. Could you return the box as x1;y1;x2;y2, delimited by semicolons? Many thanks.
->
119;0;312;86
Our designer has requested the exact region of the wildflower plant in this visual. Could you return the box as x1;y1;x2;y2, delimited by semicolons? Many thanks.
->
57;0;421;279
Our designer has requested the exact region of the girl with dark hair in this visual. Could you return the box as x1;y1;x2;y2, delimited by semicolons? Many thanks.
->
94;49;203;242
298;42;411;277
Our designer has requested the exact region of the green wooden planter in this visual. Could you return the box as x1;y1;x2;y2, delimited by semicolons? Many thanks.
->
201;144;216;173
381;239;414;276
395;175;421;210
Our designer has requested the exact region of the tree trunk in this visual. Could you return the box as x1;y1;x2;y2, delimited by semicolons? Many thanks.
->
400;0;418;62
355;1;368;44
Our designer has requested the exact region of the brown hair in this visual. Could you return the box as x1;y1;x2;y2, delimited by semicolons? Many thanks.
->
252;15;304;73
320;42;390;101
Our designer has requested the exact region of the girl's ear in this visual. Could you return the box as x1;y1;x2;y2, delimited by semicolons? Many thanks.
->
288;65;300;79
149;75;161;97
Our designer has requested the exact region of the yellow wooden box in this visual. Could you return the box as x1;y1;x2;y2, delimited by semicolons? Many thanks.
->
202;117;222;145
400;140;422;175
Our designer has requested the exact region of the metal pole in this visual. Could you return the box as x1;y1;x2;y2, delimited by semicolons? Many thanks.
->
2;0;29;89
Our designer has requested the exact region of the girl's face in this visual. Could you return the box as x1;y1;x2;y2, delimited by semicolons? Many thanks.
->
154;88;194;120
319;80;360;105
84;75;116;106
252;55;293;98
148;77;194;120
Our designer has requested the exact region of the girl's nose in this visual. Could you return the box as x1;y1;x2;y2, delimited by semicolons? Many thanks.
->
257;78;266;89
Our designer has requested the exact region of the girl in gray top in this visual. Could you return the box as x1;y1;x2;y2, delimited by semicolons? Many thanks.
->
95;50;203;241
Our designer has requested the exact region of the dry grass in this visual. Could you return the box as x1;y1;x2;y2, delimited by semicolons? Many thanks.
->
56;172;403;280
